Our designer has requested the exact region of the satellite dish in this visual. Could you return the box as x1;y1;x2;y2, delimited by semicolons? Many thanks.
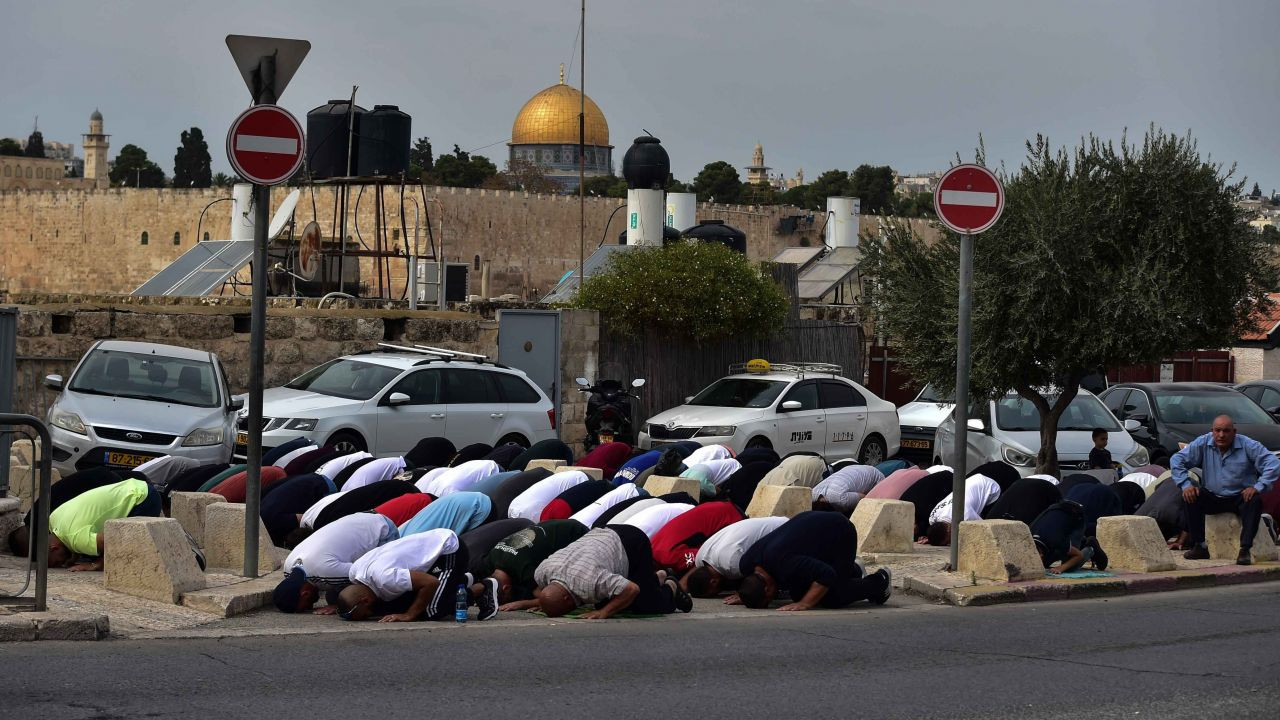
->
268;189;301;240
297;221;322;281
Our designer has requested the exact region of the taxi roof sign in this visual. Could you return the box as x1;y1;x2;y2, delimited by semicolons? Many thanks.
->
745;359;772;374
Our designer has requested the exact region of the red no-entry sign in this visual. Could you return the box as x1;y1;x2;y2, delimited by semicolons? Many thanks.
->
226;104;304;185
934;164;1004;234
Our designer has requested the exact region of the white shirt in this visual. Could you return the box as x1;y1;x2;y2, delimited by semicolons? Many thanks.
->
284;512;398;590
607;497;665;525
812;465;885;513
929;474;1001;525
414;467;449;493
685;444;733;466
926;464;953;474
342;457;407;491
696;516;788;578
317;452;374;480
570;483;642;527
349;528;459;601
507;470;590;521
620;502;695;538
1027;473;1060;485
1120;472;1162;495
300;491;346;529
684;459;742;487
273;444;318;469
424;460;502;497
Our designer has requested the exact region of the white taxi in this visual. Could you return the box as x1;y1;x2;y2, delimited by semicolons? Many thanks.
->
638;360;901;464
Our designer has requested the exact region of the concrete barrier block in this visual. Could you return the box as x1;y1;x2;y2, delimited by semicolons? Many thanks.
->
103;518;206;604
957;519;1045;583
170;492;225;547
562;465;603;481
204;502;281;573
7;463;62;514
9;438;38;467
525;459;567;473
851;499;915;554
0;497;22;543
1096;515;1176;572
745;485;810;519
643;475;700;500
1205;512;1280;561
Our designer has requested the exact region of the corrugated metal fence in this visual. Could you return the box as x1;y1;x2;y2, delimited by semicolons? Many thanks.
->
598;320;864;419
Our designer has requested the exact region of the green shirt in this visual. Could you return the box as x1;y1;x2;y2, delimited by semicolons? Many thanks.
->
48;478;150;556
486;519;589;599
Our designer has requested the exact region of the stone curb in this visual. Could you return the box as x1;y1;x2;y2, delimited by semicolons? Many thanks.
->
0;611;110;642
906;562;1280;607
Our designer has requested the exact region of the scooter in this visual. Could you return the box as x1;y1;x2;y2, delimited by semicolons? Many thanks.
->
576;376;645;450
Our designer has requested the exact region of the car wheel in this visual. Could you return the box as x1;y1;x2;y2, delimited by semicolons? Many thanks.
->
497;433;530;449
858;436;887;465
745;436;773;450
328;431;367;455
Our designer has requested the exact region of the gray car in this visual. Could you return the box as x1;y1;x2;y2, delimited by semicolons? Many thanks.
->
44;340;240;476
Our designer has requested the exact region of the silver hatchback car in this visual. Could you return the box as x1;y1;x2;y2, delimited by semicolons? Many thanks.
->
45;340;240;476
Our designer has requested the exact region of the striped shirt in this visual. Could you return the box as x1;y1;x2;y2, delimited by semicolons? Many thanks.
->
533;528;631;605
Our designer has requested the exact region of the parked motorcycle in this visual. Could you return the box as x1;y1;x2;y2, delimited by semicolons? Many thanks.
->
576;376;646;451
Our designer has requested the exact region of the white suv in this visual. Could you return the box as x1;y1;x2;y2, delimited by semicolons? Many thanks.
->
638;362;900;464
237;346;557;458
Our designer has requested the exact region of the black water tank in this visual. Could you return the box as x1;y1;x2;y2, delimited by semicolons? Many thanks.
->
621;136;670;190
356;105;412;177
683;219;747;254
307;100;366;179
618;225;682;245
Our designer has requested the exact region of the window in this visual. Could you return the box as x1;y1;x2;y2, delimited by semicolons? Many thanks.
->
283;358;402;401
495;373;541;403
1123;391;1152;421
1102;389;1128;419
820;380;863;409
173;231;181;245
68;348;220;408
203;231;210;242
689;378;787;408
140;231;149;245
386;369;442;405
25;167;32;178
443;369;500;404
474;254;481;270
995;394;1120;431
3;166;9;177
1259;388;1280;412
34;168;42;179
1152;391;1274;425
781;381;820;411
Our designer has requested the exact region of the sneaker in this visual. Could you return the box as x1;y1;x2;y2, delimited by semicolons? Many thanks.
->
183;529;206;571
668;578;693;613
1183;545;1210;560
1237;549;1252;566
1086;537;1109;571
869;568;892;605
475;577;499;621
1262;514;1278;544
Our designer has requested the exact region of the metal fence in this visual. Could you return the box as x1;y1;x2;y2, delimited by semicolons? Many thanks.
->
598;320;864;420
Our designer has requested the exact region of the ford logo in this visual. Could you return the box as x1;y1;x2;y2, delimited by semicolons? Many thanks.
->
126;432;143;441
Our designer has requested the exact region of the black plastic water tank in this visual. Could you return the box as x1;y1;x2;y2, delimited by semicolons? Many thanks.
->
356;105;412;177
621;136;670;190
617;225;682;245
307;100;366;179
682;219;747;254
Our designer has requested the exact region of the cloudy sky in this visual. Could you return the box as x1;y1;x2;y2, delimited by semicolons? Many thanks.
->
4;0;1277;192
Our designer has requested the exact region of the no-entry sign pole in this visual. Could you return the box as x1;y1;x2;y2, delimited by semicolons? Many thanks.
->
934;164;1004;572
226;35;309;578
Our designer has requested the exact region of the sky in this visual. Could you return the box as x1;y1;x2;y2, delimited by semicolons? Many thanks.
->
3;0;1278;193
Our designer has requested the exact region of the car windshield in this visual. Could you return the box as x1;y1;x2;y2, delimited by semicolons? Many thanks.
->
914;384;945;403
285;358;403;401
994;393;1120;432
68;348;220;408
689;378;788;408
1153;391;1276;425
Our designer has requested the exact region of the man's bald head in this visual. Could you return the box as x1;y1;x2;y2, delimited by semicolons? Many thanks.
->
1212;415;1236;450
537;582;579;618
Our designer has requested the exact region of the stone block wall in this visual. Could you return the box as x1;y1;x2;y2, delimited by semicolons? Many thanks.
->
557;309;600;453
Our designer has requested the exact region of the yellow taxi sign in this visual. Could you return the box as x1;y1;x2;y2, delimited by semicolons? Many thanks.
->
744;358;771;374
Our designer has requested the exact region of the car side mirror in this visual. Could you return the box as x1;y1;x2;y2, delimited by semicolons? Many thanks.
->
1268;406;1280;417
780;400;802;412
684;396;694;403
44;374;63;391
229;397;245;411
966;418;985;432
1122;418;1140;432
575;377;590;388
631;378;646;388
387;392;411;407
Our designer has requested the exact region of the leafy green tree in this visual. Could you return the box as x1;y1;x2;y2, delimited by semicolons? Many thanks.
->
211;172;232;187
861;129;1276;475
740;181;778;205
779;184;809;207
574;241;788;341
172;127;212;188
692;161;741;203
110;144;166;188
893;191;934;218
1250;182;1262;198
1262;224;1280;245
409;136;433;181
582;174;627;197
24;130;45;158
666;176;692;194
849;164;896;214
433;145;497;187
806;169;852;209
491;157;559;194
0;138;23;156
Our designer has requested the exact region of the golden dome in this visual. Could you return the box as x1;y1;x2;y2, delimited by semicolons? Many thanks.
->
511;80;610;148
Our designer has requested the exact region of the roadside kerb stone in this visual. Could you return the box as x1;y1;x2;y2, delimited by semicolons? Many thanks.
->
103;518;206;604
745;484;810;519
182;574;281;617
1096;515;1176;572
852;499;914;554
204;502;281;573
525;459;566;473
170;492;225;547
956;520;1046;583
29;612;111;640
1204;513;1280;561
943;585;1027;607
643;476;700;499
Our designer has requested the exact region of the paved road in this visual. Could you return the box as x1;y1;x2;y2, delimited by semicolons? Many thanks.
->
3;584;1279;719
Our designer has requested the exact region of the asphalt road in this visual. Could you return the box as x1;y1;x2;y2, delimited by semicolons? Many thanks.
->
3;584;1279;720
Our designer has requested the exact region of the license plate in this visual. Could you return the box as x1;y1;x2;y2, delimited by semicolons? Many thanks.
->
236;431;248;446
901;438;931;449
104;451;158;468
599;433;615;445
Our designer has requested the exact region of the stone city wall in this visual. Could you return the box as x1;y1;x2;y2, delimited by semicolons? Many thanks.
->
0;186;849;299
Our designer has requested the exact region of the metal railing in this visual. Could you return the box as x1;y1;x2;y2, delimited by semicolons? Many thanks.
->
0;416;52;612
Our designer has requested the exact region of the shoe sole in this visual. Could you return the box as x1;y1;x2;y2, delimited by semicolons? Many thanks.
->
477;578;499;621
871;568;892;605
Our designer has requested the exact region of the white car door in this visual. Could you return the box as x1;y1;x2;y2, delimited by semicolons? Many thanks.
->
375;368;447;455
818;379;867;462
773;380;827;455
442;368;509;446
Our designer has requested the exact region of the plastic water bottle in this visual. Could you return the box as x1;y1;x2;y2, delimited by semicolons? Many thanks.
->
455;584;468;624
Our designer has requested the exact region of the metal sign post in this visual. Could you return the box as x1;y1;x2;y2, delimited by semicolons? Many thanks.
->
226;35;309;578
933;164;1004;572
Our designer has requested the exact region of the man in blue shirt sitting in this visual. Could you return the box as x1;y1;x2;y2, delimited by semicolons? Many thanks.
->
1171;415;1279;565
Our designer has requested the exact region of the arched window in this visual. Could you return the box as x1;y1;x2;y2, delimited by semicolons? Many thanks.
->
203;231;210;242
140;231;149;245
473;254;481;270
3;166;10;177
34;168;42;179
25;167;32;178
14;166;22;177
173;231;181;245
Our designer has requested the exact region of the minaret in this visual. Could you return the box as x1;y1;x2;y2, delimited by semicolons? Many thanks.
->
82;108;110;187
745;141;770;185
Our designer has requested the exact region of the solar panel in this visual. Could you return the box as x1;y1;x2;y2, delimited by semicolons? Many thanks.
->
540;244;640;303
772;246;825;271
796;246;862;301
132;240;255;297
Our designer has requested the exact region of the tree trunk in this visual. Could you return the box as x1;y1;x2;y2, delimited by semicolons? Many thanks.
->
1016;379;1081;477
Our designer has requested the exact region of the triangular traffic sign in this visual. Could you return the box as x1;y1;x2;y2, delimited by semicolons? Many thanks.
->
226;34;311;102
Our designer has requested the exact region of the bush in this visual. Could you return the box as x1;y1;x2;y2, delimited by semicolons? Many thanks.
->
573;241;789;341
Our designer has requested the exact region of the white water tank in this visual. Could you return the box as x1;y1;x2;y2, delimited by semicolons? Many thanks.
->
626;188;665;246
665;192;696;232
230;183;256;242
825;196;861;248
